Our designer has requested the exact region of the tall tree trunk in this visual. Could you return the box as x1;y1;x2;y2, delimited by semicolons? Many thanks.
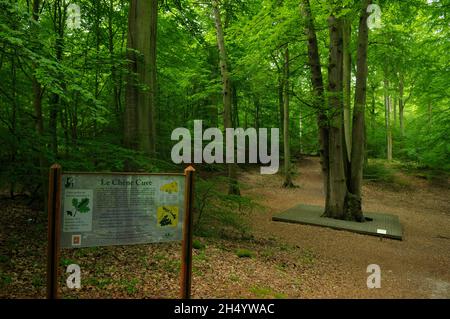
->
388;97;392;160
60;100;70;157
31;0;48;212
370;86;376;132
207;47;219;128
70;93;78;145
148;0;158;155
254;95;260;131
244;104;248;129
299;106;303;154
212;0;240;195
348;0;370;222
399;72;405;137
124;2;137;150
125;0;157;155
324;15;347;219
301;0;329;211
283;45;294;188
384;78;392;161
393;96;397;129
94;0;101;139
32;0;44;140
108;0;121;124
342;18;352;163
10;53;17;197
232;84;239;127
278;69;284;155
49;0;66;158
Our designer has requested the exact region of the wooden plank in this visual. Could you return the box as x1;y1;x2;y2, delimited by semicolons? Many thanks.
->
272;204;403;240
47;164;62;299
180;166;195;299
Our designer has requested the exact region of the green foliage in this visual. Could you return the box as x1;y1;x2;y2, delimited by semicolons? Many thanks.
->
0;0;448;218
249;285;285;298
401;108;450;171
0;271;12;288
31;275;44;288
120;278;139;295
364;0;450;172
299;249;315;266
161;258;180;275
0;255;9;264
364;160;396;183
84;277;113;289
236;248;254;258
60;258;77;267
194;176;257;239
192;239;205;250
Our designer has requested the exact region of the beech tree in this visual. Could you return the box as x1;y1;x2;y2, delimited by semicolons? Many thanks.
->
282;44;294;188
124;0;158;155
302;0;370;221
212;0;240;195
0;0;447;210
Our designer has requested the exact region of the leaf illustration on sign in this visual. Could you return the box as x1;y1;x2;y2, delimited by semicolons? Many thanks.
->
157;206;179;227
160;181;178;194
67;198;91;217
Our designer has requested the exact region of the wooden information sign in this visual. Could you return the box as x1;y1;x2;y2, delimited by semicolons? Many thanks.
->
46;164;195;299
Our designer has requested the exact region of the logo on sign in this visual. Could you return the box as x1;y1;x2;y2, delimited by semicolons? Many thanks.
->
65;177;74;188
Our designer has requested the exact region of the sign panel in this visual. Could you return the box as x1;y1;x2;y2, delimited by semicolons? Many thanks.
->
60;173;185;248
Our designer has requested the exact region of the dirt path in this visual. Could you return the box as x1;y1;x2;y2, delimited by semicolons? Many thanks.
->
240;157;450;298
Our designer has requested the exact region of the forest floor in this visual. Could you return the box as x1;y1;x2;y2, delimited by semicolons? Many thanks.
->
1;157;449;299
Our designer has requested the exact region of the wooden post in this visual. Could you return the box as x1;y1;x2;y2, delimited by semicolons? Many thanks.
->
180;166;195;299
47;164;62;299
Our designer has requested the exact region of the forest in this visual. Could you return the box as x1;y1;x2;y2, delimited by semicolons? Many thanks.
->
0;0;449;299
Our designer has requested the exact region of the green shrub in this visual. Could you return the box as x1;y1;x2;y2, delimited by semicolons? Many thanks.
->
192;239;205;250
236;248;253;258
364;160;395;183
193;176;257;239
